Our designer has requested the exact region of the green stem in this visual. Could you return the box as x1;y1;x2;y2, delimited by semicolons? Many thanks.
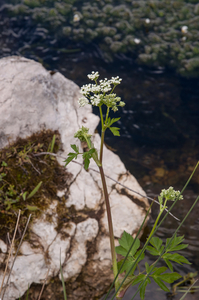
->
99;165;119;292
99;106;104;129
100;131;105;164
105;107;110;124
147;201;167;241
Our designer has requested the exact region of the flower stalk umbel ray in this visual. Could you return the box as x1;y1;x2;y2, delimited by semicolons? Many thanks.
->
65;71;124;294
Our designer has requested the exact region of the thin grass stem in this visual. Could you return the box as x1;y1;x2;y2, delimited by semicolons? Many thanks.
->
1;214;31;300
0;210;21;299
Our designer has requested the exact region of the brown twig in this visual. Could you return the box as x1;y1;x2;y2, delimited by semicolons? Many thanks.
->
0;210;21;298
33;152;180;221
37;269;49;300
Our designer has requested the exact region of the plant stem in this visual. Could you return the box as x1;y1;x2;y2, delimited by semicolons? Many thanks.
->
99;166;119;292
99;106;105;163
100;131;105;164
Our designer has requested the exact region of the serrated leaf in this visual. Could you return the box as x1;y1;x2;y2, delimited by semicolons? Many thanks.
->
152;277;170;292
163;253;191;265
146;245;160;256
118;258;137;276
140;278;150;300
166;235;187;252
159;272;182;283
84;157;90;170
88;148;95;155
64;153;78;166
134;249;145;262
151;266;168;276
150;237;163;251
109;117;121;126
170;244;188;251
117;259;126;274
115;245;128;257
106;117;120;127
71;144;79;153
131;274;145;287
163;258;173;272
118;231;140;257
109;127;120;136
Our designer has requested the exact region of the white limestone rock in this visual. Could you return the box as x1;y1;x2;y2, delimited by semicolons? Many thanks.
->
61;218;99;280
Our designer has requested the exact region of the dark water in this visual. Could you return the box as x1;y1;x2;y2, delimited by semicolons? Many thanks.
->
0;2;199;300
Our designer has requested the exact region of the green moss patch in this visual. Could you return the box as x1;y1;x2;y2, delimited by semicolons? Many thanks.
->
0;129;72;242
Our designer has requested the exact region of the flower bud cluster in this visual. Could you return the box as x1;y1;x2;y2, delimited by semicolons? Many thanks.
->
74;126;92;142
159;186;183;204
78;71;124;111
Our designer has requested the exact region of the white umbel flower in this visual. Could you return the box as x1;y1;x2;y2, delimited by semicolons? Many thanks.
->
78;96;89;107
87;71;99;81
90;94;101;106
109;76;122;85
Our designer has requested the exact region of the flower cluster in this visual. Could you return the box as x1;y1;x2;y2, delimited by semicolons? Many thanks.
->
78;71;124;111
74;126;92;142
158;187;183;205
87;71;99;81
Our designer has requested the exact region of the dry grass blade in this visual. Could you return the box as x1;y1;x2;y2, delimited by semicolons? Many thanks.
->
37;269;49;300
0;213;31;300
179;279;198;300
0;210;21;298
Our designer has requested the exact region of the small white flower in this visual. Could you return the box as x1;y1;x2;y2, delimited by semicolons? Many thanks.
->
181;26;188;33
145;18;150;24
87;71;99;81
109;76;122;85
134;38;141;44
73;13;80;22
78;96;89;107
90;84;101;93
90;94;101;106
182;36;187;41
99;79;112;92
80;84;92;96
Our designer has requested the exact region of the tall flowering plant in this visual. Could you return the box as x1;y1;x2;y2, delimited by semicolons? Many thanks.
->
65;72;196;300
65;71;124;292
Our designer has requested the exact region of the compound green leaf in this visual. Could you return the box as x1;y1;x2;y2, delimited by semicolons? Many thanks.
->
150;237;163;251
140;277;151;300
71;144;79;153
109;127;120;136
152;277;170;292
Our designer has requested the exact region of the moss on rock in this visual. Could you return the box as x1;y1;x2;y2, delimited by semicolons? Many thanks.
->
0;130;72;243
